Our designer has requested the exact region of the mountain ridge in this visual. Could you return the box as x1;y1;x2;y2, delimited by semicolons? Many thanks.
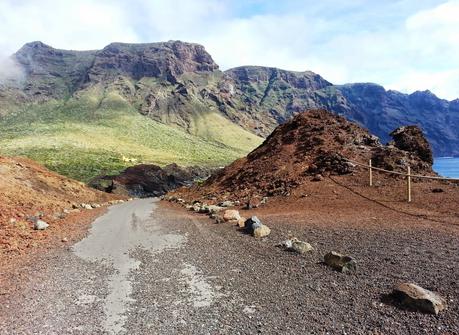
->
0;40;458;181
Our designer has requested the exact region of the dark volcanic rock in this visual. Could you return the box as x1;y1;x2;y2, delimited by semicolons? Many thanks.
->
313;84;459;157
371;125;434;173
390;126;433;164
89;163;212;197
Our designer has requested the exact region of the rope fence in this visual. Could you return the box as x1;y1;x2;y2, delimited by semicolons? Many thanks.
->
342;157;459;203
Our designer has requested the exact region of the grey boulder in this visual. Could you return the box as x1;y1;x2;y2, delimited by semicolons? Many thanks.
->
393;282;447;314
324;251;357;273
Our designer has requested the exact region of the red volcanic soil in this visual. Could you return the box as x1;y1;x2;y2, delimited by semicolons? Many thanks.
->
188;109;434;202
170;109;458;234
168;109;459;332
0;156;124;270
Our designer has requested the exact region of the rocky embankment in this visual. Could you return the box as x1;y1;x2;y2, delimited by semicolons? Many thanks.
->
89;163;214;197
0;156;126;258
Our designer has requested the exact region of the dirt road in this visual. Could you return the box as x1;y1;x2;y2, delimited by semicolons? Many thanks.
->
1;198;458;334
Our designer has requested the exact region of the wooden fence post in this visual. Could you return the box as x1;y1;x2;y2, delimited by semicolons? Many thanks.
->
369;159;373;186
407;165;412;202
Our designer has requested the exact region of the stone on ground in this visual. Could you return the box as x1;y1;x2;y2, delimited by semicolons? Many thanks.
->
237;217;247;228
244;216;262;234
223;210;241;222
244;216;270;238
393;282;447;314
280;238;313;254
253;224;271;238
34;219;49;230
324;251;357;273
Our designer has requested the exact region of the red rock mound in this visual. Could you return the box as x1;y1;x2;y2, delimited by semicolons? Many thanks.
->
197;109;434;199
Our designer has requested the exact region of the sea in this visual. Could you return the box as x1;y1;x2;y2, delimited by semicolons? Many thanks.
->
433;157;459;178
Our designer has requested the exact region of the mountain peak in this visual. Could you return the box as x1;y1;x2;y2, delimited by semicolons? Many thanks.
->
20;41;52;50
87;40;219;82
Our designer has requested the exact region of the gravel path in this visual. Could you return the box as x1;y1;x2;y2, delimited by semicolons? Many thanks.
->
0;198;458;334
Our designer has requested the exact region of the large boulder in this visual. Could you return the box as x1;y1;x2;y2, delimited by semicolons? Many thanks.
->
243;216;263;234
393;283;447;314
390;126;433;164
244;216;271;238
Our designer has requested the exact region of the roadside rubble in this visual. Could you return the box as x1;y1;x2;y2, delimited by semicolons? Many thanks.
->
161;194;450;317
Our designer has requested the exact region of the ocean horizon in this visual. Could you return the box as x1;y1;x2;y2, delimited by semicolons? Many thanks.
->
433;157;459;179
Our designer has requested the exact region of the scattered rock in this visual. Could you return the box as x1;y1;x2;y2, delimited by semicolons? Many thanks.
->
9;218;17;224
280;238;313;254
392;282;447;314
243;216;271;238
81;203;93;210
214;215;224;224
253;224;271;238
324;251;357;273
33;219;49;230
62;237;68;242
244;216;262;234
237;217;247;228
223;210;241;222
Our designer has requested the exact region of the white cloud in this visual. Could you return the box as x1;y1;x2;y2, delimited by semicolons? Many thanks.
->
0;56;25;85
0;0;138;53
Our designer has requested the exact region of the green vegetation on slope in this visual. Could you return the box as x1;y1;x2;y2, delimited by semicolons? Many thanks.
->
0;87;263;182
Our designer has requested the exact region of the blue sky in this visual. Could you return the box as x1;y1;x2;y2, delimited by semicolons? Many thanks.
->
0;0;458;99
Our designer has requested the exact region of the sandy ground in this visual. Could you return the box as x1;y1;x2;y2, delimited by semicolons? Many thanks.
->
0;183;458;334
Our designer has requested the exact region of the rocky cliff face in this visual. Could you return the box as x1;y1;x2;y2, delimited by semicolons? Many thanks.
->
14;41;96;98
314;84;459;157
87;41;219;83
2;40;458;157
